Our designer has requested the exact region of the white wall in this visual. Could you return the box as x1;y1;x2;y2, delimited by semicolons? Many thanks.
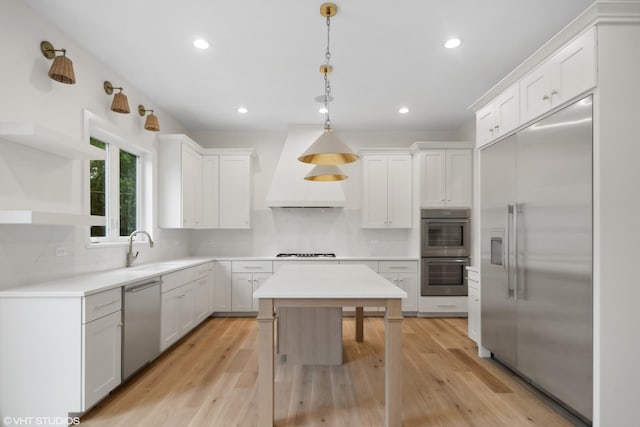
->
0;1;191;289
189;128;463;257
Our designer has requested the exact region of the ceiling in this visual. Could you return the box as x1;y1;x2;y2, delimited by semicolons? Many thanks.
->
25;0;594;132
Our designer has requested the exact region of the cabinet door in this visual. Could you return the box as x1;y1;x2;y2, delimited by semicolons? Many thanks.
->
213;261;232;312
398;273;418;312
194;276;209;323
551;27;596;106
362;155;389;227
495;84;519;137
520;61;553;124
232;273;254;311
160;288;181;351
252;273;273;311
468;284;480;343
201;155;220;228
178;283;196;336
181;144;198;228
387;155;412;228
194;151;203;228
207;267;215;315
421;150;446;207
83;311;122;410
475;103;496;147
219;156;251;229
445;150;472;207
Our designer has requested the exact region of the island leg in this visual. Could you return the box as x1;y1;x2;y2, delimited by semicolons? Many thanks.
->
258;298;275;427
355;306;364;342
385;299;403;427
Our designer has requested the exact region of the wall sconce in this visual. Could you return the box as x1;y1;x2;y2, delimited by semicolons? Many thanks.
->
40;41;76;84
103;81;130;114
138;105;160;132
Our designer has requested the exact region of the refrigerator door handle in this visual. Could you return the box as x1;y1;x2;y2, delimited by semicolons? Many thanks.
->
506;204;514;298
513;203;519;301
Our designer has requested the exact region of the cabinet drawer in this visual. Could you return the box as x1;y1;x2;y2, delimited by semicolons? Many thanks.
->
339;260;379;272
162;268;196;293
420;296;467;313
232;260;273;273
468;278;480;291
83;288;122;324
195;262;213;279
272;260;338;272
379;261;418;273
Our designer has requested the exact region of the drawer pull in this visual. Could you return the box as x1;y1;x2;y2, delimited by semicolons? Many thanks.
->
93;300;119;310
436;304;457;308
243;266;264;270
389;266;409;269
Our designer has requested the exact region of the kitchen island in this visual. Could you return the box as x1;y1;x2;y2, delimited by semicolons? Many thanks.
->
253;263;406;427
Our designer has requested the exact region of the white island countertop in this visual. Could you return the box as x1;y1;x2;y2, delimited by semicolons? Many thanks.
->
254;264;407;299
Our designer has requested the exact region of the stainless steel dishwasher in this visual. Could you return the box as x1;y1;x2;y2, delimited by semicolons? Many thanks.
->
122;278;162;380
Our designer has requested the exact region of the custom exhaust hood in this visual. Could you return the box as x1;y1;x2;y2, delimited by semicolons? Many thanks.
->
265;126;346;208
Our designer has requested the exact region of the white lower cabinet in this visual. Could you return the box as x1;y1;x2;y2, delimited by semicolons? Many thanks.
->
0;288;122;420
213;260;232;312
419;296;468;315
82;310;122;409
231;260;273;312
379;261;418;313
161;282;195;351
195;263;213;322
467;269;480;343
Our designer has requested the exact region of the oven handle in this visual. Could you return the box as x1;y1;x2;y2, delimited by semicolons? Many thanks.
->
423;218;470;224
423;259;469;264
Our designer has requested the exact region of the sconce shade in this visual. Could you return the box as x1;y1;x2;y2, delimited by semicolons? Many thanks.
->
304;164;348;181
144;113;160;132
48;55;76;84
111;92;130;114
298;130;359;165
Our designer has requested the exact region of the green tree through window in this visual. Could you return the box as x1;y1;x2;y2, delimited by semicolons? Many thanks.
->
89;137;139;240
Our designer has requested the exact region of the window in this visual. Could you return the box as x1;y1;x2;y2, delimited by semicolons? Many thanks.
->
89;137;141;242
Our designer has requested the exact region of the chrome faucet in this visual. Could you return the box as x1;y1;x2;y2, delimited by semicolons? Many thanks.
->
127;229;155;267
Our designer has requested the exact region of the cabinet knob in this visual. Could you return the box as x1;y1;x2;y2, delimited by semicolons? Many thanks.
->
494;125;500;130
551;89;558;96
489;127;495;133
542;94;550;101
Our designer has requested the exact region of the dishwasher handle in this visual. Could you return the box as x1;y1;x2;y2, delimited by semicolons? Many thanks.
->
125;279;162;293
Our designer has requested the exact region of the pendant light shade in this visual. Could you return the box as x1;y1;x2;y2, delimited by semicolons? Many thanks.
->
104;81;130;114
298;130;359;165
40;41;76;84
304;164;348;181
138;104;160;131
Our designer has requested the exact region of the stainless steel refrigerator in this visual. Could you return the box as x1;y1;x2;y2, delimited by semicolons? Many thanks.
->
481;96;593;422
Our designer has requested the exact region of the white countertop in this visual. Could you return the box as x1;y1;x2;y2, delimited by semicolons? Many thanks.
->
0;257;215;298
214;255;419;262
254;264;407;299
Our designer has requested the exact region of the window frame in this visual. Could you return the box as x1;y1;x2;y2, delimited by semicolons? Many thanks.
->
84;122;151;246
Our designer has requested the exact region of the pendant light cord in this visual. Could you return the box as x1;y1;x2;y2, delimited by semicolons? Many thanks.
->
324;15;332;132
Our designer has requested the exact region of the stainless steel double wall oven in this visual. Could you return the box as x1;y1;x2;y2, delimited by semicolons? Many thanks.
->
420;208;470;296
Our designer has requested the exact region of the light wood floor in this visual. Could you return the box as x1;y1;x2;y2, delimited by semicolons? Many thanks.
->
81;317;576;427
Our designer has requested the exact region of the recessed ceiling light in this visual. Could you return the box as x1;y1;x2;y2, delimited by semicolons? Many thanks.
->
398;107;410;114
444;38;462;49
237;107;248;114
319;107;328;114
193;39;209;50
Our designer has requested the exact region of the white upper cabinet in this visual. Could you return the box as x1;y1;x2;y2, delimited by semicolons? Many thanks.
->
158;134;254;229
201;155;220;228
476;84;519;148
219;155;252;229
362;152;412;228
421;149;472;208
158;134;202;229
520;27;596;124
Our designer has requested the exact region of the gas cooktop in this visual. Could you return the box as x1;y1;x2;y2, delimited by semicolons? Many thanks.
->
276;253;336;258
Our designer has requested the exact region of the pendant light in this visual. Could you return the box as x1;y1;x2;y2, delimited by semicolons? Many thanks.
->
305;164;348;181
298;3;358;176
